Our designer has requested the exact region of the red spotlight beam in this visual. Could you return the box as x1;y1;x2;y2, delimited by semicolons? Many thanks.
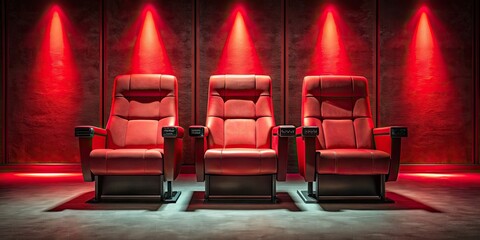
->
403;6;458;164
407;6;448;87
131;7;173;74
216;9;263;74
33;5;77;102
309;6;351;75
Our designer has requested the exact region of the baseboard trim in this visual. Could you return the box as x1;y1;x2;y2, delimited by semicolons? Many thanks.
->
1;163;479;174
0;163;197;174
399;164;480;173
0;163;81;173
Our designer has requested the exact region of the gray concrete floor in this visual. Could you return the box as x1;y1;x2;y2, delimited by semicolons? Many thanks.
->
1;172;480;239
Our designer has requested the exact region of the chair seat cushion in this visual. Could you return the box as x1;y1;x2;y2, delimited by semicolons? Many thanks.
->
316;149;390;175
89;149;163;175
204;148;277;175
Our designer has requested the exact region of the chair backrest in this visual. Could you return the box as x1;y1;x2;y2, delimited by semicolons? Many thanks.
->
302;75;373;150
206;75;275;149
106;74;178;149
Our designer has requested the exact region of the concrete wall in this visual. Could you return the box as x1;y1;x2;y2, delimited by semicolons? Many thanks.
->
1;0;478;167
380;0;475;163
5;0;100;163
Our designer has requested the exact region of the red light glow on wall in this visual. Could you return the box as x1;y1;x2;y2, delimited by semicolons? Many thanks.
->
415;13;434;50
406;6;454;99
309;7;350;75
15;173;82;178
34;6;77;98
408;8;444;84
50;12;64;61
131;6;173;74
407;6;448;88
216;8;263;74
402;6;458;164
22;5;80;163
1;172;83;185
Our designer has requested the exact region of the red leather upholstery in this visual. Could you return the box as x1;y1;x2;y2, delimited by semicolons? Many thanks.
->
90;149;163;175
205;148;277;175
296;76;407;202
302;75;373;151
206;75;275;149
76;74;183;181
194;75;289;180
107;74;177;149
298;76;403;179
317;149;390;175
373;126;406;181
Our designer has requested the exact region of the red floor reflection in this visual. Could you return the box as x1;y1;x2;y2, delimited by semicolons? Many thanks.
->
1;169;479;214
399;173;480;183
1;172;83;184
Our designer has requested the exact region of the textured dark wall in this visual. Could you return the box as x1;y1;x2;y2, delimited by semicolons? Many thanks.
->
5;0;99;163
380;0;474;163
286;0;376;170
1;0;5;164
196;0;283;126
105;0;194;164
475;0;479;164
1;0;478;166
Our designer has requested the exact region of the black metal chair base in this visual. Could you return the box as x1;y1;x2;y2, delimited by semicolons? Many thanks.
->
94;175;181;203
205;174;276;202
94;195;162;202
297;174;387;203
163;191;181;203
297;190;318;203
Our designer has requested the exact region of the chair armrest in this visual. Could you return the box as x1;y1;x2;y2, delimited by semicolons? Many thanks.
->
74;126;107;182
162;126;184;181
373;126;408;138
189;125;209;138
75;126;107;137
373;126;408;182
296;126;319;182
272;125;295;181
162;126;184;138
189;125;209;182
272;125;296;137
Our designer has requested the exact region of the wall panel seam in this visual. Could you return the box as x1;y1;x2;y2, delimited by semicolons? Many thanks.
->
2;0;7;164
375;0;380;128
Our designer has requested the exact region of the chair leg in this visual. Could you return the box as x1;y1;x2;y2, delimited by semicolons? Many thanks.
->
166;181;172;198
379;174;386;201
163;181;181;203
297;182;318;203
271;174;276;203
94;175;101;202
308;182;314;196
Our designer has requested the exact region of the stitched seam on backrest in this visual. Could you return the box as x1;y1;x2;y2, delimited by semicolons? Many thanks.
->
351;76;357;149
157;75;162;146
124;75;132;147
319;76;326;149
254;75;257;148
223;75;226;148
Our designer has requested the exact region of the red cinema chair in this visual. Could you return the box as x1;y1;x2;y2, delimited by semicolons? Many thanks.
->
190;75;295;201
296;76;407;202
75;74;183;202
